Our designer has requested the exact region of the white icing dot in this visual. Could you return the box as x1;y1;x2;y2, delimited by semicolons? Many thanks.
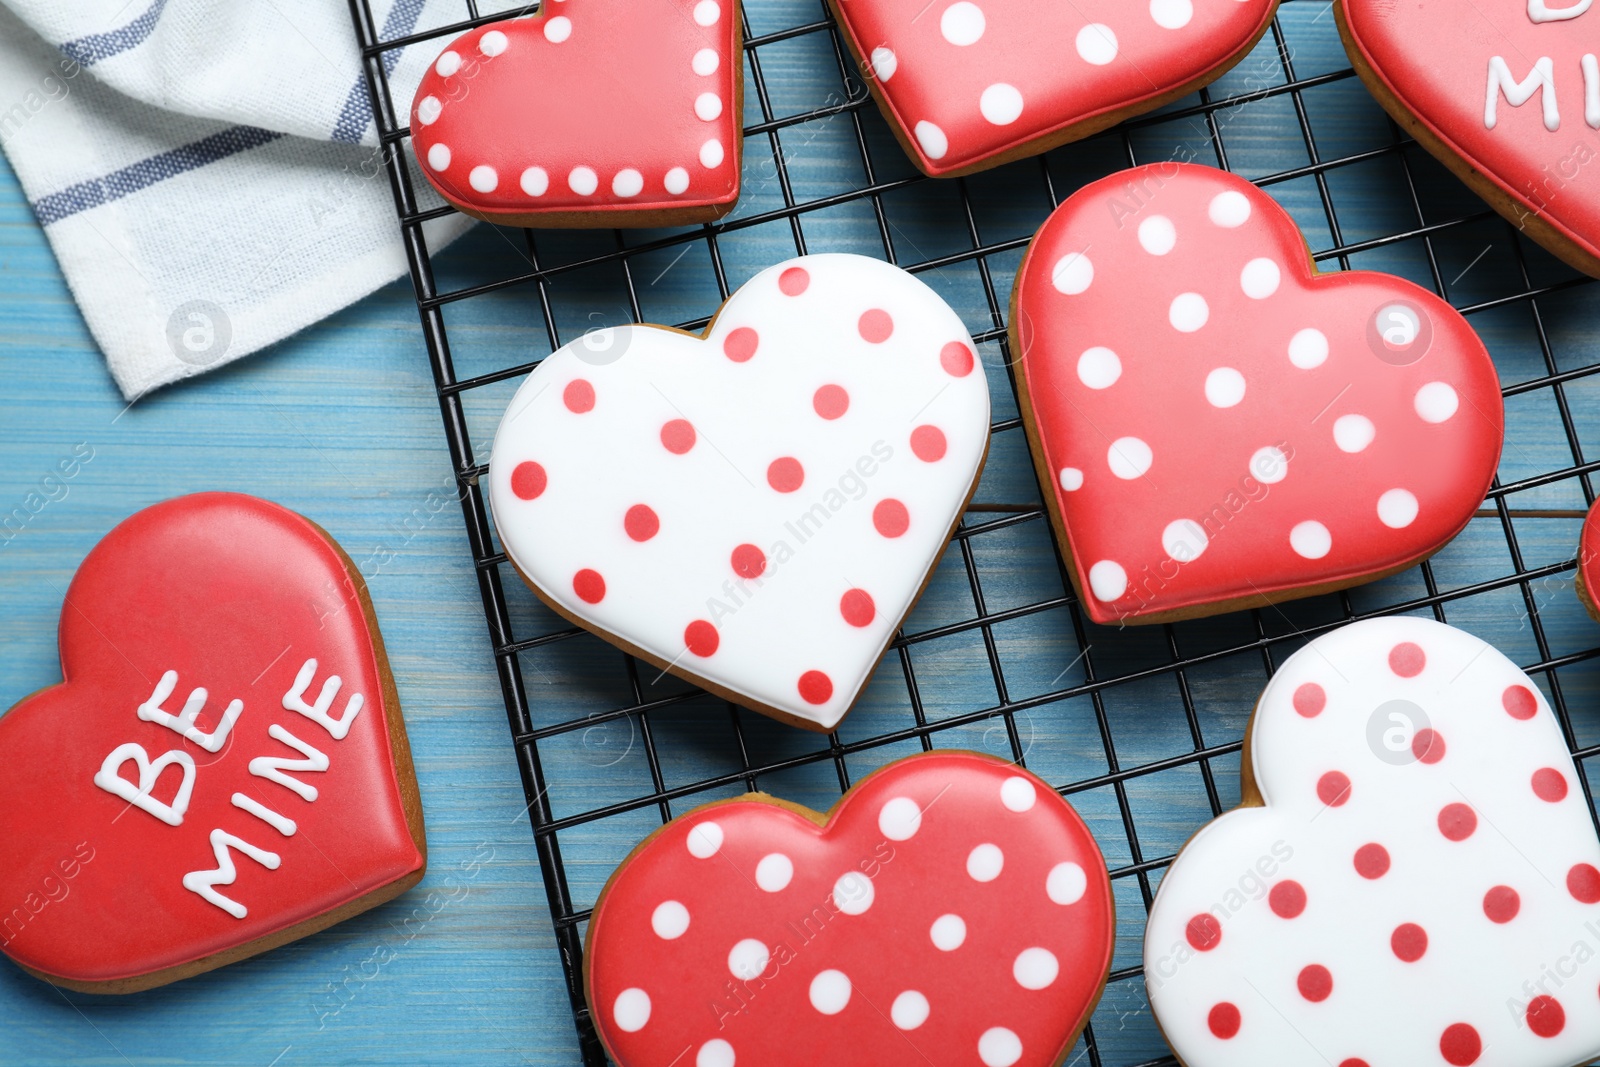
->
544;15;572;42
435;51;461;77
1138;215;1177;255
979;1027;1024;1067
1051;252;1093;294
833;871;874;915
700;138;725;168
1169;292;1209;332
1076;23;1118;64
694;0;721;26
416;96;442;125
1088;560;1127;602
980;83;1024;125
1290;520;1332;560
652;900;690;939
1209;190;1251;227
478;30;508;56
1059;467;1084;491
879;796;923;840
695;92;724;121
1415;381;1459;423
891;990;930;1030
665;168;691;194
520;166;549;196
1077;347;1121;389
755;853;793;892
1204;367;1246;408
940;2;986;45
697;1039;735;1067
1047;861;1087;904
1000;776;1037;812
930;913;967;950
809;970;851;1015
1150;0;1193;28
1162;519;1209;562
1378;488;1419;528
1250;445;1288;484
613;988;651;1032
1013;947;1060;990
1289;327;1329;368
469;165;499;193
870;46;897;81
612;169;644;198
1241;257;1281;298
568;166;599;196
687;821;724;858
727;939;769;980
915;121;949;160
1333;413;1375;453
426;143;451;171
967;843;1004;882
1107;437;1153;480
693;48;720;76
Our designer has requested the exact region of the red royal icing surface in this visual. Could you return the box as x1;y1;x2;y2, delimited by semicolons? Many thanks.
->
1012;163;1504;625
411;0;741;222
1581;495;1600;610
585;751;1113;1067
833;0;1276;176
0;494;423;987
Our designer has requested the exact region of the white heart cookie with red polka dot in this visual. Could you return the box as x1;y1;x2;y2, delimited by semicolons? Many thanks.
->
830;0;1277;176
1011;163;1504;625
488;253;989;730
410;0;741;227
1145;617;1600;1067
586;751;1114;1067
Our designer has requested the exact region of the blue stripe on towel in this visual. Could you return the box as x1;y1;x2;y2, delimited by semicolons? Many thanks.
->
60;0;171;67
330;0;429;143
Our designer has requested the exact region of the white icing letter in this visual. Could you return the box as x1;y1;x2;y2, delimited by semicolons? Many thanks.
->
93;743;195;826
231;793;297;837
1585;54;1600;128
137;669;243;753
248;723;330;802
282;659;363;740
1486;56;1560;131
181;829;281;919
1529;0;1592;21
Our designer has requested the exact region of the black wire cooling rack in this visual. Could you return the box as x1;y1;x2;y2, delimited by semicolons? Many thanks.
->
347;1;1600;1063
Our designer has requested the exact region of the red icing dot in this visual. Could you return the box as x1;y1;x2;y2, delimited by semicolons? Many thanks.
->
1503;684;1538;719
813;385;849;420
767;457;804;493
573;569;605;604
1317;771;1351;807
778;266;810;296
1207;1002;1241;1039
1391;923;1427;962
1527;995;1565;1038
840;589;875;628
1567;863;1600;903
1297;964;1332;1003
873;499;910;538
660;419;696;454
731;543;766;580
684;620;719;657
858;308;894;343
940;340;975;377
1269;880;1306;919
624;504;659;542
724;327;759;362
1389;641;1425;677
563;379;595;413
1440;1024;1481;1066
1293;682;1326;718
1412;728;1445;764
1339;1061;1371;1067
798;670;833;705
1186;914;1221;952
1533;768;1568;802
910;424;947;462
1353;843;1390;880
510;461;547;500
1438;803;1477;841
1483;885;1520;923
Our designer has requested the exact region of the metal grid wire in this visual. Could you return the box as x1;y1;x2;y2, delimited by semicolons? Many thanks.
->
347;1;1600;1063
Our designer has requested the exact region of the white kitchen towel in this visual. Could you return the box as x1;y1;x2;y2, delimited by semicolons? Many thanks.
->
0;0;497;400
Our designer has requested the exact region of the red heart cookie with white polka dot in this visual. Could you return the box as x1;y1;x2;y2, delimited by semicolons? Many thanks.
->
410;0;742;227
1010;163;1503;626
586;751;1113;1067
1145;617;1600;1067
488;253;989;731
829;0;1277;177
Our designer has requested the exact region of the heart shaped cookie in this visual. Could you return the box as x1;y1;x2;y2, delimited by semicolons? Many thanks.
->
586;751;1113;1067
1338;0;1600;277
1009;163;1504;625
410;0;742;227
1577;497;1600;620
829;0;1278;177
488;253;990;730
0;494;426;993
1145;617;1600;1066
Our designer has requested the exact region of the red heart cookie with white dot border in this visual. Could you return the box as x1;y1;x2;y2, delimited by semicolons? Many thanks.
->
1145;617;1600;1067
411;0;742;227
585;750;1114;1067
0;494;425;992
829;0;1278;177
1010;162;1504;626
487;253;990;731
